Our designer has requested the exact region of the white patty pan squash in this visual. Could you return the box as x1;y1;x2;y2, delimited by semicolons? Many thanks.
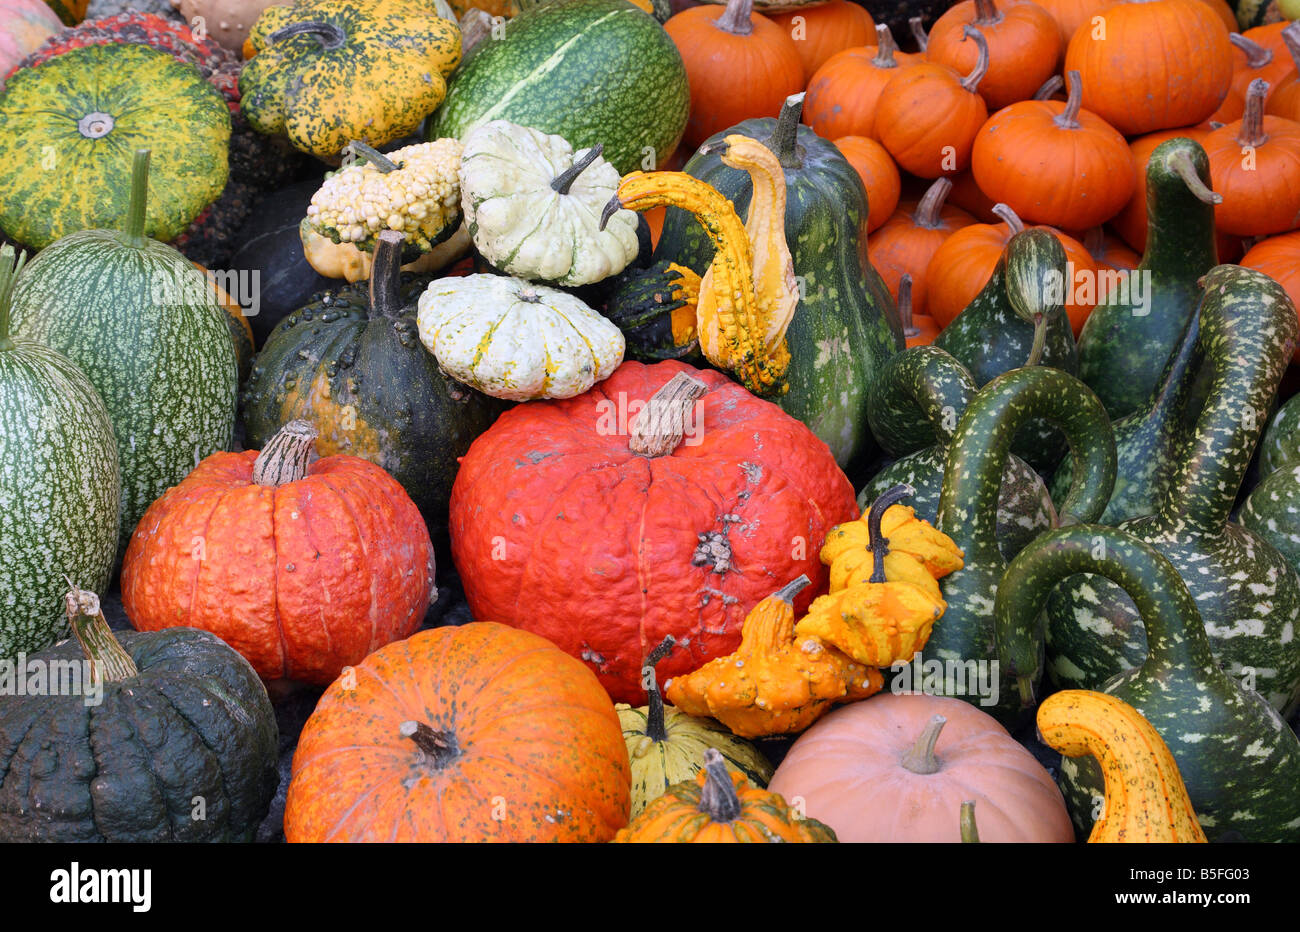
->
416;274;626;400
459;120;640;286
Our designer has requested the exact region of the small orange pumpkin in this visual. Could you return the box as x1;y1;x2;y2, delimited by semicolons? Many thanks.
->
767;1;876;82
1263;24;1300;122
803;24;920;140
926;0;1062;110
1205;79;1300;236
834;134;901;232
1240;230;1300;362
867;177;976;311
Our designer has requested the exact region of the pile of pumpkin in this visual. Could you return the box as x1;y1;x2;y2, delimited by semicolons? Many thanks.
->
3;0;1300;845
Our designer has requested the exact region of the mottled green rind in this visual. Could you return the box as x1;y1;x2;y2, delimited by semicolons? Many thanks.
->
1076;138;1219;420
0;44;230;250
655;116;904;468
429;0;689;176
1259;392;1300;476
0;338;120;658
10;232;238;552
1240;463;1300;571
996;525;1300;843
1045;266;1300;716
0;627;279;842
934;366;1116;726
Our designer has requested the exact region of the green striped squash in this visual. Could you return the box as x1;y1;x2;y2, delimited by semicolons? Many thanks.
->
429;0;689;175
10;150;237;552
0;43;230;250
0;246;121;658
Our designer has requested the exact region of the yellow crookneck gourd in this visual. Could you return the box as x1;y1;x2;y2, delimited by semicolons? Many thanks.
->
1037;690;1208;844
663;576;883;739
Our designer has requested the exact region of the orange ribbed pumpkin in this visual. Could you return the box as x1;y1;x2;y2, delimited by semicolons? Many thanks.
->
284;622;632;842
803;25;920;140
767;0;875;81
1240;230;1300;362
120;420;435;685
867;176;976;310
926;0;1062;110
1205;79;1300;236
834;134;900;231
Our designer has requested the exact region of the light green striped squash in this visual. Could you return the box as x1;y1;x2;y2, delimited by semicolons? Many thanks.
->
10;150;237;553
429;0;689;176
0;246;121;658
0;43;231;250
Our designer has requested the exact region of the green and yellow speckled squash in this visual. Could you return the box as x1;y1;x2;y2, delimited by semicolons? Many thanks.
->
240;0;461;159
0;43;231;250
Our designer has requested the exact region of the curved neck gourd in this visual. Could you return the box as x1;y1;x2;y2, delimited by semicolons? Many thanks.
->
867;346;978;457
1141;139;1220;277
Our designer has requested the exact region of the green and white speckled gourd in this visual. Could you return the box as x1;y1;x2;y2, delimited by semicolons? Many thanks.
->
10;150;237;553
1050;304;1202;525
1043;265;1300;716
1257;393;1300;476
933;224;1079;473
1076;138;1221;420
652;93;903;470
0;246;121;658
932;365;1117;726
996;524;1300;843
861;343;1053;560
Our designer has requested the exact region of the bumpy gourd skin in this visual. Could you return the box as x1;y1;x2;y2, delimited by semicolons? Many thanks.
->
0;629;279;842
240;0;461;158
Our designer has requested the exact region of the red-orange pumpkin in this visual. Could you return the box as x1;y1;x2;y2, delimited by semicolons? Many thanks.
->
121;420;435;685
448;361;860;705
803;25;920;140
866;176;976;311
834;134;901;232
767;1;876;82
926;0;1062;110
284;622;632;842
1205;79;1300;236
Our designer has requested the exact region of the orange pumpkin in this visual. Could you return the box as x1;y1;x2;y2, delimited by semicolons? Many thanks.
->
1196;0;1240;31
834;134;901;232
121;420;435;686
1240;230;1300;362
1033;0;1112;50
1064;0;1233;136
665;0;805;150
803;25;920;140
284;622;633;842
1082;226;1140;271
926;0;1062;110
767;693;1075;843
1205;79;1300;236
971;69;1133;230
1264;24;1300;121
876;25;991;178
1211;32;1297;123
867;176;976;311
767;0;876;82
946;167;1001;221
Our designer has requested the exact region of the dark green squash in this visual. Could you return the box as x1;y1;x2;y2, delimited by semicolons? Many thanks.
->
996;524;1300;843
1238;462;1300;569
1043;265;1300;716
241;231;505;550
1257;392;1300;476
1076;138;1221;420
0;586;279;842
653;94;904;470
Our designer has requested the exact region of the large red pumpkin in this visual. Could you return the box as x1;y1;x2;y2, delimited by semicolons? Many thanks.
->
121;420;435;685
449;362;859;704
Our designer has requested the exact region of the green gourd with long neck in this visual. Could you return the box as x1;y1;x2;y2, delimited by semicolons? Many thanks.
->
1077;137;1221;420
1043;265;1300;715
996;524;1300;843
930;366;1116;726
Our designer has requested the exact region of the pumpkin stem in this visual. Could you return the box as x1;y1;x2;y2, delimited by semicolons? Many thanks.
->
972;0;1003;26
1083;226;1107;263
959;26;990;94
125;149;151;246
901;714;946;774
909;15;928;52
459;7;494;54
551;143;605;195
1053;71;1084;130
253;419;318;486
65;583;138;683
991;202;1025;234
269;20;346;49
643;635;676;743
1284;23;1300;70
346;140;401;173
628;371;709;457
766;93;806;170
872;24;901;68
866;483;914;582
400;720;460;770
1033;74;1064;100
1235;79;1270;149
0;243;29;350
369;231;406;320
773;574;812;604
698;748;743;822
713;0;754;36
1229;32;1272;69
899;273;918;338
960;800;981;842
1166;149;1223;205
914;177;953;230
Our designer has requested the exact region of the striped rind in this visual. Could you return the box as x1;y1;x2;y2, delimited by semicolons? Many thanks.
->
0;337;120;657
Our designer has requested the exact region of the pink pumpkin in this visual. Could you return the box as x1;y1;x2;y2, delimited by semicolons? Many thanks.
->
0;0;63;81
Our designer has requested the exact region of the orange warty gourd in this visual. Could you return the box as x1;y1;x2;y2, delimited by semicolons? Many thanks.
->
1110;126;1212;252
283;622;633;842
1205;79;1300;236
767;1;876;82
1064;0;1233;136
665;0;805;150
121;420;435;685
802;25;920;141
926;0;1062;110
1240;230;1300;361
876;25;991;178
972;70;1134;230
867;177;976;311
767;693;1076;842
834;135;901;232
